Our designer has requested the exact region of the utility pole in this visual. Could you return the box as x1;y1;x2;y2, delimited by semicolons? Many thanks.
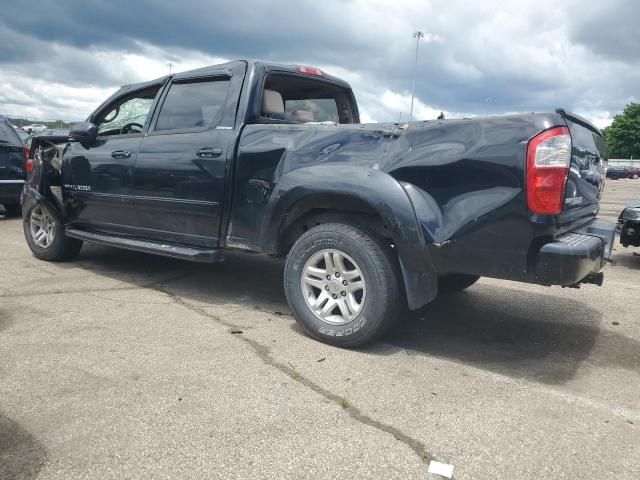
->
410;30;424;121
168;62;173;74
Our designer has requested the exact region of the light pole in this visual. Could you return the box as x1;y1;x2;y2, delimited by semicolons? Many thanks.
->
410;30;424;120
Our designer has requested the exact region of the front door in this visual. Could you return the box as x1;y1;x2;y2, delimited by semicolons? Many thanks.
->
134;68;242;247
63;84;164;233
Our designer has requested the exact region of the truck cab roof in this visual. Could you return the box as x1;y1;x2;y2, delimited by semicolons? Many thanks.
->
117;60;351;95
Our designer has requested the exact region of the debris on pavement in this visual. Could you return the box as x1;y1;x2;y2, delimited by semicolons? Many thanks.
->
428;460;454;478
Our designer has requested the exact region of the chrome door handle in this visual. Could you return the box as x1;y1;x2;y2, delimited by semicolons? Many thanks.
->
111;150;131;159
196;147;223;158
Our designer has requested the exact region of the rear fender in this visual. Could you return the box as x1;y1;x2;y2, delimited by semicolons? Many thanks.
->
261;165;438;309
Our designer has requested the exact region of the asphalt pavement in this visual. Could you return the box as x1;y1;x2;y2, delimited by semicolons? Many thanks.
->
1;180;639;479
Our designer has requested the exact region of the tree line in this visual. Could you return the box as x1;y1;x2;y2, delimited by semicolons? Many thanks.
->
602;102;640;159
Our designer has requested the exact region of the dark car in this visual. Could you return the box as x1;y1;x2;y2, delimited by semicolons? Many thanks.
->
606;166;630;180
0;115;27;216
619;202;640;247
21;60;615;347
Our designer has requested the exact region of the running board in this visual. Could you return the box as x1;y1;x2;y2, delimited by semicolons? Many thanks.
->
66;228;224;263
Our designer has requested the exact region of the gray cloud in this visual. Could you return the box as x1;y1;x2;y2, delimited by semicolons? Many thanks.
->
0;0;637;124
569;0;640;62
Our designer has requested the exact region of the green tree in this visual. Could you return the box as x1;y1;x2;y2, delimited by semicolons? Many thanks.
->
603;102;640;159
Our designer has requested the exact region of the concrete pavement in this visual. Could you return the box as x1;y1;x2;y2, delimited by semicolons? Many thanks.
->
1;180;639;479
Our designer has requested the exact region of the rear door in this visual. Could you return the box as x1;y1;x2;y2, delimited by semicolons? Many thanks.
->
0;119;25;206
133;63;245;247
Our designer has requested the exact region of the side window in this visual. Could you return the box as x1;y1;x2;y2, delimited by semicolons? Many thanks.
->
97;87;159;136
285;99;339;123
154;79;230;132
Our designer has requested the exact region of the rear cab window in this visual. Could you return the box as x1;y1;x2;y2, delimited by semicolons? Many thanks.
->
0;119;22;145
260;72;357;125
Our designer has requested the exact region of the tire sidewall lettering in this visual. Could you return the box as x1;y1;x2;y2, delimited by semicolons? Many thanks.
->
318;316;367;337
292;237;343;272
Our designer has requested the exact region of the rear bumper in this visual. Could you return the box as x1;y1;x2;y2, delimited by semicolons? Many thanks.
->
0;180;25;204
534;218;615;286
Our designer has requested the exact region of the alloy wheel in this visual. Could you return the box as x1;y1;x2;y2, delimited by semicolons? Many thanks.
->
300;249;366;325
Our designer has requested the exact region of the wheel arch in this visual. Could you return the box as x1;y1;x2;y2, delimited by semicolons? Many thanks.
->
260;165;439;309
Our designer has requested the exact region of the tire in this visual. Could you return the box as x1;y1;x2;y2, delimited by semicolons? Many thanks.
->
3;203;21;217
284;222;402;348
23;202;82;261
609;174;619;180
633;174;639;180
439;273;480;293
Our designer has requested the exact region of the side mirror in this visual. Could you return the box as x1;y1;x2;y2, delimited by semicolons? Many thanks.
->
69;122;98;144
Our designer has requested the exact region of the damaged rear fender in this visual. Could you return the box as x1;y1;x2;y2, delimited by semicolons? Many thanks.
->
261;165;439;309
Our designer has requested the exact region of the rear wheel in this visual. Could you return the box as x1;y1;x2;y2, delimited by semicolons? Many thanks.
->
609;174;619;180
284;222;402;348
3;203;21;217
439;273;480;293
23;203;82;261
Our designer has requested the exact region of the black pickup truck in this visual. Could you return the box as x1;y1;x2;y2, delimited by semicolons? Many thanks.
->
22;60;615;347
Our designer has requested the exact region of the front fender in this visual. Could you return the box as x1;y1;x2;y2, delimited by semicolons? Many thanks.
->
21;152;66;220
261;165;438;309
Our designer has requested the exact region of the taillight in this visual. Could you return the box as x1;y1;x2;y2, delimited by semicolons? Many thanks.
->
23;146;34;173
526;126;571;215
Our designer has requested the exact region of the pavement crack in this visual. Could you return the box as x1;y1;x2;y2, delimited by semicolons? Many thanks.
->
155;285;433;464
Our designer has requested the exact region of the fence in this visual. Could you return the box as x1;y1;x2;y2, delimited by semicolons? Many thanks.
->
608;158;639;168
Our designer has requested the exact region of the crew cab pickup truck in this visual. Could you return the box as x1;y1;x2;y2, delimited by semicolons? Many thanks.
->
22;60;615;347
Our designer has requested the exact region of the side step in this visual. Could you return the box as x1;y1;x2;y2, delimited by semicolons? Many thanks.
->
66;228;224;263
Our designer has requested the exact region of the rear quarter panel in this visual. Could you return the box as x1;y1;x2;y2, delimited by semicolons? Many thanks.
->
385;114;566;280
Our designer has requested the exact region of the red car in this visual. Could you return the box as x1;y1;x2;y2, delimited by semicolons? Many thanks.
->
627;167;640;179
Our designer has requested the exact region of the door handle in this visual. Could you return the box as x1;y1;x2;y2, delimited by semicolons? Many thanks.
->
111;150;131;159
196;147;223;158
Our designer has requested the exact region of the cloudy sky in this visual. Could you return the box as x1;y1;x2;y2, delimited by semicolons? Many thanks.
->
0;0;636;127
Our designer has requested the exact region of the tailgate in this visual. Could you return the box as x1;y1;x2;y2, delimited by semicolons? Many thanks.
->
558;109;606;212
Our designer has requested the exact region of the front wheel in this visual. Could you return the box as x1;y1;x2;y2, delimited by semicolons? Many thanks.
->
23;203;83;261
284;223;402;348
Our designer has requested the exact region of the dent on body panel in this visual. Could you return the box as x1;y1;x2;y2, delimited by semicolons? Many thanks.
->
387;119;528;247
231;124;391;245
274;125;390;174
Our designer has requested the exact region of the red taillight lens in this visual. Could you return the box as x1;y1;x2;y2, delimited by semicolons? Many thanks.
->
23;146;34;173
296;65;323;76
526;126;571;215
